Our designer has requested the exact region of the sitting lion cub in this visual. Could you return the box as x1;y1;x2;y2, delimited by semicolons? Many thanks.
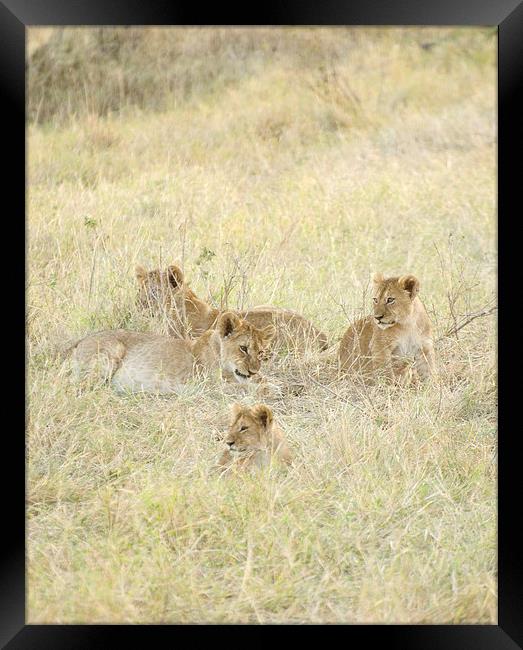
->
68;312;275;394
339;273;436;382
135;263;328;352
217;403;292;474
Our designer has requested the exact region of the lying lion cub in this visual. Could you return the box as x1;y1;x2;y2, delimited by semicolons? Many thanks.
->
217;403;292;474
339;273;436;382
136;263;328;352
68;312;275;394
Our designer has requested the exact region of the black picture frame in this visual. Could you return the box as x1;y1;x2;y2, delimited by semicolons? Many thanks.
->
3;0;520;646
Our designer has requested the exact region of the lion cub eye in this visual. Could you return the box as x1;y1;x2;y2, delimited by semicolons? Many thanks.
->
239;425;248;432
386;297;395;304
373;298;378;304
239;345;248;354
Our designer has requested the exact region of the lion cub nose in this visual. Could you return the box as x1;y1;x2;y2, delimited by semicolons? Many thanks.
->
226;440;234;447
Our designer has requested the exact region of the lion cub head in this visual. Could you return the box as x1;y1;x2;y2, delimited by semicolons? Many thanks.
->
224;403;275;453
217;312;275;383
135;264;185;310
372;273;420;329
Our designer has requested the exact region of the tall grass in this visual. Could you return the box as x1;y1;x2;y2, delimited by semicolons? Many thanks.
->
27;27;496;623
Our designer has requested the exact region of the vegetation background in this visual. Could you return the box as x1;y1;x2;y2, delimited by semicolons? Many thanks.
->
27;27;497;623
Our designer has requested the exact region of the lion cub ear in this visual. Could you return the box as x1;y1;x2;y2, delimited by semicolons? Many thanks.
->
217;312;242;339
398;274;420;299
372;272;385;285
252;404;274;430
260;323;276;345
230;402;244;421
135;265;148;282
167;264;184;289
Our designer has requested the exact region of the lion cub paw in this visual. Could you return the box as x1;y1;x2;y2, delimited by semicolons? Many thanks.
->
254;379;283;400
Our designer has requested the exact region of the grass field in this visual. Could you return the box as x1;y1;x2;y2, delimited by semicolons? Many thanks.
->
27;27;497;623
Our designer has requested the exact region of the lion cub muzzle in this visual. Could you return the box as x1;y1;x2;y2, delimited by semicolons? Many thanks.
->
374;315;395;329
233;368;257;381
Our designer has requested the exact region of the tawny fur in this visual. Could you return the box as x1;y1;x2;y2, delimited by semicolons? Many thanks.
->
338;273;436;383
217;403;292;474
136;263;328;352
68;312;275;394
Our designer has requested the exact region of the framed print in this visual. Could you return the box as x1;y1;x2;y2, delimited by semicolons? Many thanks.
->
2;0;520;646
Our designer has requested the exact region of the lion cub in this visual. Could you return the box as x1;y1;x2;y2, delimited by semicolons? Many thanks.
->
217;403;292;474
136;263;328;352
69;312;275;394
339;273;436;382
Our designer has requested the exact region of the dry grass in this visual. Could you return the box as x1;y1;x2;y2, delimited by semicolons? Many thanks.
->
27;27;496;623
